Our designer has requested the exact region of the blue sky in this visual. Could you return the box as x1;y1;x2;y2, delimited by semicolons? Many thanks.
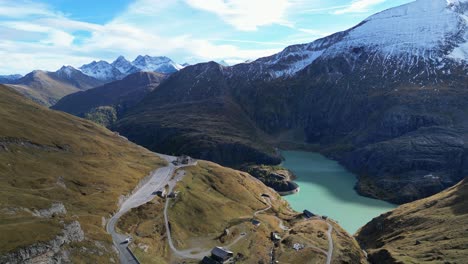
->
0;0;414;74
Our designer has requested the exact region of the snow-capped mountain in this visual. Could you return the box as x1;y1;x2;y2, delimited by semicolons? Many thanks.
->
218;60;230;66
55;66;79;79
250;0;468;78
79;61;124;82
111;56;139;75
78;55;182;82
132;55;183;73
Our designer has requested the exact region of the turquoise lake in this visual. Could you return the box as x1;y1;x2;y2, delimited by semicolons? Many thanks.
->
282;150;396;234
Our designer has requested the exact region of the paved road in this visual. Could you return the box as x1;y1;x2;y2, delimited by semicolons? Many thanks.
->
325;222;334;264
106;154;181;264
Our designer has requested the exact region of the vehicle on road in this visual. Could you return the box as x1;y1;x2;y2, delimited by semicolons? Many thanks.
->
122;237;132;244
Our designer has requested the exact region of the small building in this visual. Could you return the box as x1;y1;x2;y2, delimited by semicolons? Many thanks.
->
172;155;192;165
322;215;328;220
211;247;234;263
201;256;220;264
303;210;315;219
271;232;281;241
251;219;261;227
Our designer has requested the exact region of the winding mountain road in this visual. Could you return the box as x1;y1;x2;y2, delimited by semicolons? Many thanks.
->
106;154;188;264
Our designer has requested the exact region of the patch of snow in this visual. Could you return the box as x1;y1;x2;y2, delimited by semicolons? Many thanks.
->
56;66;76;78
252;0;467;79
79;61;123;81
111;56;136;75
132;55;183;73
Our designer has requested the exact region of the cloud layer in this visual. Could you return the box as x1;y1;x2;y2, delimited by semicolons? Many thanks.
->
0;0;408;75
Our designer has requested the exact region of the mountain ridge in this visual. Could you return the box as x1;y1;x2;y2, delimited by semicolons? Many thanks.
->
4;67;104;106
113;0;468;204
79;55;182;81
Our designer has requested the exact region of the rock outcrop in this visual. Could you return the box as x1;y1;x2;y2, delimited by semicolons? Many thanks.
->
0;221;84;264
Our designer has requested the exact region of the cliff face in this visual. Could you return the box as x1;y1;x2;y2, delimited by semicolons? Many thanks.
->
356;178;468;263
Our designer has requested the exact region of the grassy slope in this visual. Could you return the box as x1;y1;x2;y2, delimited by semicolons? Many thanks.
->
0;85;166;261
356;178;468;263
118;161;366;263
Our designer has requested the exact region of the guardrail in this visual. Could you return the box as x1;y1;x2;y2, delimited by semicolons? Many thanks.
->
126;247;141;264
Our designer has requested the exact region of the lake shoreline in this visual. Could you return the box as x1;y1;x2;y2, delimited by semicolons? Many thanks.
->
281;150;396;234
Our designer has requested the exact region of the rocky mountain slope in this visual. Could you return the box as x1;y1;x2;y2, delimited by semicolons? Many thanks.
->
79;55;182;82
115;62;281;167
115;0;468;203
356;178;468;263
0;85;167;263
3;66;104;106
52;71;167;126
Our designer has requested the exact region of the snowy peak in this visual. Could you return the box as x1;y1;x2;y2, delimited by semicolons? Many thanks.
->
111;56;138;75
78;55;182;81
55;66;78;78
337;0;467;55
132;55;183;73
79;60;123;82
250;0;468;78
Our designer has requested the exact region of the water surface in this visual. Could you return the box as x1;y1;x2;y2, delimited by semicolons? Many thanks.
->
282;150;396;234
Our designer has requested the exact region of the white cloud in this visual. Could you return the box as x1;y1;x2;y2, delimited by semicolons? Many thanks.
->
0;0;55;18
333;0;387;14
184;0;292;31
0;0;285;74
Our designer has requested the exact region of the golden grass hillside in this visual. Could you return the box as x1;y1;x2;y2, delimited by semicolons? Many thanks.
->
118;161;367;263
357;178;468;264
0;85;166;262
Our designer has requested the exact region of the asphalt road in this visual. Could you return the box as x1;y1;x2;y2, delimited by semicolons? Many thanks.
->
106;154;179;264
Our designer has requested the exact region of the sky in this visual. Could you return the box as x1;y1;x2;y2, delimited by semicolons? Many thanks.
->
0;0;414;75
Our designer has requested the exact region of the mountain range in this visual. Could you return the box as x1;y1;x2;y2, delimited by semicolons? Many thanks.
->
79;55;183;82
111;0;468;203
2;0;468;263
0;55;182;106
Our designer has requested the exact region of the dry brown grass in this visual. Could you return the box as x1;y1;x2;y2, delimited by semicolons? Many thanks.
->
0;85;166;260
357;179;468;263
118;161;366;263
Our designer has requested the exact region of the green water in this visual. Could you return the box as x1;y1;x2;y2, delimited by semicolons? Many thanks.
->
282;150;396;234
